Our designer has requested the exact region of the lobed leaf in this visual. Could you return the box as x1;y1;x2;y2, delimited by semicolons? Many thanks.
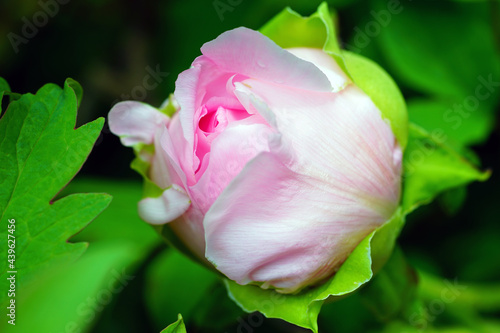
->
0;78;111;306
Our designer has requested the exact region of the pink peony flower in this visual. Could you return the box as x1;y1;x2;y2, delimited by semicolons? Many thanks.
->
109;27;402;293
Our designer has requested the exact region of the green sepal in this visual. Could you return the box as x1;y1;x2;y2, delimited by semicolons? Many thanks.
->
260;2;349;79
402;123;490;213
225;208;404;333
130;150;163;199
159;94;179;118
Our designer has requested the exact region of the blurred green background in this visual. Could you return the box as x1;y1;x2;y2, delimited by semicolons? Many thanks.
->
1;0;500;332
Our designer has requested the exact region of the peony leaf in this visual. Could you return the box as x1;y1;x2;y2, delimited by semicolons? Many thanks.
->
59;178;159;248
0;77;10;105
374;0;500;101
402;123;490;213
145;249;218;330
0;78;111;306
160;314;187;333
225;209;404;332
407;98;495;148
372;0;499;147
2;178;161;333
0;241;143;333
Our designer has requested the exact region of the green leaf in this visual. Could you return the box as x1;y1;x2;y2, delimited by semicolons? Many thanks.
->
161;314;187;333
438;187;467;216
59;178;159;248
408;98;495;147
342;50;408;149
0;79;111;306
225;209;404;332
374;0;500;100
145;249;218;330
372;0;500;147
402;124;489;213
0;241;144;333
0;77;10;107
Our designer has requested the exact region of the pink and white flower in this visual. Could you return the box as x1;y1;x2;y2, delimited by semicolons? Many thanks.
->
109;27;402;293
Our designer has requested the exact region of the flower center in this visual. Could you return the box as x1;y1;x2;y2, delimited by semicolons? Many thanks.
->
194;103;250;177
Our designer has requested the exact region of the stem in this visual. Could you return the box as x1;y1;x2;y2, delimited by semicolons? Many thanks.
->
418;271;500;312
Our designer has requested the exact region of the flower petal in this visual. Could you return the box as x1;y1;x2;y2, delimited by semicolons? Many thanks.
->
138;185;191;225
200;27;333;92
190;121;277;213
109;101;168;146
234;80;402;218
204;152;386;293
149;125;185;189
286;47;349;91
174;57;247;183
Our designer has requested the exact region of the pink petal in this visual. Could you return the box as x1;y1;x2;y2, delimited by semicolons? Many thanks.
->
204;152;387;293
200;27;333;92
169;204;207;261
190;121;277;213
149;126;185;189
138;185;190;225
174;57;247;184
204;82;402;292
234;80;402;216
108;101;168;146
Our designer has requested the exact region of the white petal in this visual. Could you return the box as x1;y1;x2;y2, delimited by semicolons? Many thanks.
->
109;101;168;146
138;185;191;225
286;47;349;91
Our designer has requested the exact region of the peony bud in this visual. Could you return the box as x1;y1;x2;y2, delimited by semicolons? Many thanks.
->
109;27;403;293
